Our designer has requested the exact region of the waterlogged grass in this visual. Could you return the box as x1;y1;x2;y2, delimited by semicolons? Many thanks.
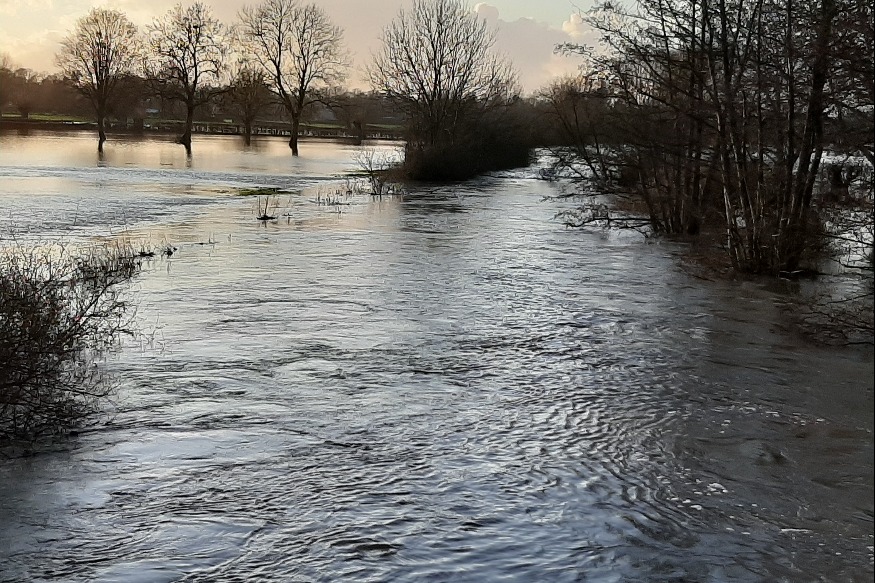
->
237;187;285;197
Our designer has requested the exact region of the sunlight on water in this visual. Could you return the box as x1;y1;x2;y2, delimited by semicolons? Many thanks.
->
1;130;872;583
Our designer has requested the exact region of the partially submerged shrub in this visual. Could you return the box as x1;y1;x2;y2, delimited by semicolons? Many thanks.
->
0;241;140;439
401;131;532;181
352;149;403;195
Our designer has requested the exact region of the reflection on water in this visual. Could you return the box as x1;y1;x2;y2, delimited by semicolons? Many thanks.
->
0;129;376;173
0;131;873;582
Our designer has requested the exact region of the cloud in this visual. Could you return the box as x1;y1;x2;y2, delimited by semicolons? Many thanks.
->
0;29;66;72
561;13;586;38
474;2;499;23
473;4;592;93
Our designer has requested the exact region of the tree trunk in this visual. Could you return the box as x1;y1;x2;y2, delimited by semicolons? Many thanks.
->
97;112;107;153
778;0;836;273
243;122;252;146
179;104;194;152
288;116;300;156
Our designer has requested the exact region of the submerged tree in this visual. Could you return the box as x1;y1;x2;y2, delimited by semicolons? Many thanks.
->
369;0;522;179
146;2;228;153
57;8;141;152
556;0;866;275
223;62;274;145
238;0;347;156
0;242;141;439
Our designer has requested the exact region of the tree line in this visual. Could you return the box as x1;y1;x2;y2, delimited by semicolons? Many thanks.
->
543;0;873;280
43;0;346;155
1;0;534;175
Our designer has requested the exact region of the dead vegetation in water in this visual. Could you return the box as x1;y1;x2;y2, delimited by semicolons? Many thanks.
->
256;195;279;221
238;186;285;197
351;149;405;197
0;239;142;440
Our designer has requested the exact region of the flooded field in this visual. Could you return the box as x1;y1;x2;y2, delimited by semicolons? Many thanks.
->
1;130;872;582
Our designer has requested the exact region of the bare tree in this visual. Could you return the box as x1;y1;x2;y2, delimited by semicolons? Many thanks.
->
222;63;274;145
555;0;860;274
6;68;42;119
56;8;141;152
369;0;521;179
146;2;228;153
0;54;14;115
238;0;347;156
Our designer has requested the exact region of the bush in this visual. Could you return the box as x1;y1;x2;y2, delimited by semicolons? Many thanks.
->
399;106;533;181
0;241;140;440
401;130;532;181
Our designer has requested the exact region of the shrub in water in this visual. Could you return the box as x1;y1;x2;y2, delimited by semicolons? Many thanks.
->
0;242;140;439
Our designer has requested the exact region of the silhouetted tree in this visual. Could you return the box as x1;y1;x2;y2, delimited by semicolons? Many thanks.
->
57;8;141;151
7;68;41;119
0;53;13;115
369;0;522;179
146;2;228;153
332;90;386;143
238;0;347;156
222;63;273;145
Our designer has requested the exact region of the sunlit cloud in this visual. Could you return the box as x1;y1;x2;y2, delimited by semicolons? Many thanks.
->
1;0;593;92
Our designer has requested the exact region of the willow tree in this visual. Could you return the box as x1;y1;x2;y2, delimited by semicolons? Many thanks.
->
146;2;228;153
238;0;347;156
56;8;140;152
369;0;521;179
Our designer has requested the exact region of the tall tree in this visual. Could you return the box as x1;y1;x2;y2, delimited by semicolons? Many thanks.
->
558;0;851;274
146;2;228;153
6;68;42;120
0;54;15;116
56;8;141;152
369;0;521;179
238;0;347;156
223;62;274;145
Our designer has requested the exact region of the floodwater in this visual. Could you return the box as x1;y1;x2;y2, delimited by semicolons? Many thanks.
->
0;130;872;582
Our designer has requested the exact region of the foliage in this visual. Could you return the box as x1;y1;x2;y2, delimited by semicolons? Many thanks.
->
0;242;141;440
0;67;43;119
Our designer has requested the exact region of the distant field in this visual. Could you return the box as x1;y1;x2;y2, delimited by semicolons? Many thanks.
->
1;113;91;123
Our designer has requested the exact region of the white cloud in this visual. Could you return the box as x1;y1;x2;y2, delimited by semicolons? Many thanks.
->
474;2;499;23
474;4;589;93
561;13;585;38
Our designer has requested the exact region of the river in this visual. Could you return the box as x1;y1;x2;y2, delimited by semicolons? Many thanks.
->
0;130;872;582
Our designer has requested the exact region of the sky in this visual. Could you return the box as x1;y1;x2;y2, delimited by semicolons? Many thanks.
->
0;0;600;94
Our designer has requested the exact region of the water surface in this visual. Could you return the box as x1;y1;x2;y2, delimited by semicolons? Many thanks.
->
1;131;872;582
